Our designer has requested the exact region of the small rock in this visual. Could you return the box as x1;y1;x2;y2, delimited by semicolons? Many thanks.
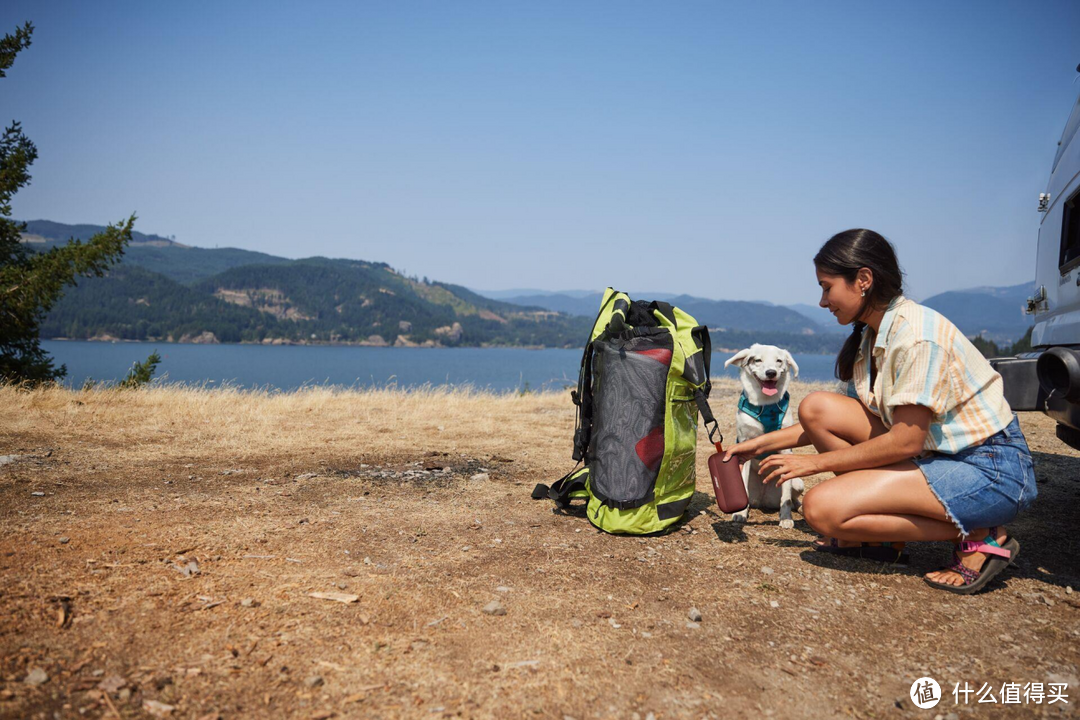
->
688;608;702;622
97;675;126;693
23;667;48;686
470;473;490;482
336;582;348;590
761;567;774;575
240;598;257;608
30;491;45;497
59;537;70;544
495;586;511;593
482;600;506;616
770;600;780;608
118;687;132;701
308;591;359;604
1067;586;1074;595
0;455;20;466
1039;594;1054;607
143;700;176;717
304;675;324;688
686;621;700;630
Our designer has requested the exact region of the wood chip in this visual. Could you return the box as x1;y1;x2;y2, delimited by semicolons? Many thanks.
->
308;592;359;604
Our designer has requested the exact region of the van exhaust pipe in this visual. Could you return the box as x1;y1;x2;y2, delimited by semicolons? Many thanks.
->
1036;347;1080;402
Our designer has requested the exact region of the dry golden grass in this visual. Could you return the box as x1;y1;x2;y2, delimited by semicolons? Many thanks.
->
0;378;829;478
1;380;1078;720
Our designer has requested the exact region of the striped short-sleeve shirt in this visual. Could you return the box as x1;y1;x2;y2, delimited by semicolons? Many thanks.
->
838;295;1013;454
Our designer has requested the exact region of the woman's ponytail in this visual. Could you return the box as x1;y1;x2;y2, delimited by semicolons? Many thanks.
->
836;321;865;382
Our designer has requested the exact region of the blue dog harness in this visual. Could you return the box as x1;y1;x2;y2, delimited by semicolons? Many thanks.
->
737;392;790;459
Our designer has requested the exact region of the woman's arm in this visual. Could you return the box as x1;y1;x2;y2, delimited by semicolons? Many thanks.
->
723;422;812;462
758;405;932;484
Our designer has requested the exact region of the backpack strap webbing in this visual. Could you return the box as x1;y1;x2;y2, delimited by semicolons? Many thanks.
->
532;465;587;509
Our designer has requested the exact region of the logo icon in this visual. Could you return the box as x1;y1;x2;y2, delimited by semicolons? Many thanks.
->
910;677;942;709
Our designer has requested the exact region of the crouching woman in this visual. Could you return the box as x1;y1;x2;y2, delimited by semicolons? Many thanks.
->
724;229;1037;594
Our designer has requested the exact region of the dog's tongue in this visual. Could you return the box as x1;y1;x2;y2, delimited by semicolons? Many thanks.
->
761;380;779;397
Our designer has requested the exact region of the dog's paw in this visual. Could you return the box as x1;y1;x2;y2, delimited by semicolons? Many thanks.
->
730;511;748;523
779;518;795;530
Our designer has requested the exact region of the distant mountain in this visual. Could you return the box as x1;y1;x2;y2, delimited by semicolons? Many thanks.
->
487;290;823;334
21;219;184;247
37;241;589;347
475;288;600;300
24;219;1032;348
922;281;1033;344
496;292;605;317
21;220;292;285
785;303;847;334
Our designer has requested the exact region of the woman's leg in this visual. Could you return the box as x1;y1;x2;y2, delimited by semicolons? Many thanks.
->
798;392;891;548
802;464;1010;586
798;391;889;452
801;461;958;542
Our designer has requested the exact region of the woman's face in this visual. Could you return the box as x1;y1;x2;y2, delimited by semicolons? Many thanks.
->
816;269;865;325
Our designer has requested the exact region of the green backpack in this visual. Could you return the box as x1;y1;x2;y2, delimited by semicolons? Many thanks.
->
534;288;721;534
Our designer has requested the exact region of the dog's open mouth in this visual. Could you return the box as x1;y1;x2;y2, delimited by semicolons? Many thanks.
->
759;379;779;396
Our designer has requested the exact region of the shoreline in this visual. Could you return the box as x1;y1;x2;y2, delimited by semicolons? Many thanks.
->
42;337;837;356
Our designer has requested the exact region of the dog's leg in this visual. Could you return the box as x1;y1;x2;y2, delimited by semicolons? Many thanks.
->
778;479;795;529
730;457;751;523
790;477;805;514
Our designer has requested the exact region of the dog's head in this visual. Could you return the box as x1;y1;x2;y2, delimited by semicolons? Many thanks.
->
724;343;799;403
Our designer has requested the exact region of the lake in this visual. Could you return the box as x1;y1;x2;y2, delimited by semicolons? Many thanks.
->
41;340;841;392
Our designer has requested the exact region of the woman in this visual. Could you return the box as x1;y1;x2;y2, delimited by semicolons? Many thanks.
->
723;229;1036;594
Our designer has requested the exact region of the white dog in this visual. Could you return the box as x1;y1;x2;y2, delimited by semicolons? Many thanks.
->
723;344;805;529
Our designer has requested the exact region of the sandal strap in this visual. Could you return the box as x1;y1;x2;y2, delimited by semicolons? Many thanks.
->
958;539;1011;559
946;556;981;584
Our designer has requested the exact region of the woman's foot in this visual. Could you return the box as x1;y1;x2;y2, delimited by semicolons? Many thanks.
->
814;537;908;563
924;527;1009;587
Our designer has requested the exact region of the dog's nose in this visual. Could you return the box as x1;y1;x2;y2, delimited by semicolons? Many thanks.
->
765;369;777;379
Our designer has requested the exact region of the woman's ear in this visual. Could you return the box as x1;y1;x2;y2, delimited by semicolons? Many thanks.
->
783;350;800;378
857;267;874;294
724;347;753;368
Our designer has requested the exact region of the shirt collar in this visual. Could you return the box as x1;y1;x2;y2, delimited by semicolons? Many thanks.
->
871;294;908;355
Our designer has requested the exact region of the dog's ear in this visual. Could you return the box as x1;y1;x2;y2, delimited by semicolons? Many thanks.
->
724;347;753;368
783;350;800;378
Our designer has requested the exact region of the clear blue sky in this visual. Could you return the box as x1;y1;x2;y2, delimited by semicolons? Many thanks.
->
4;1;1080;305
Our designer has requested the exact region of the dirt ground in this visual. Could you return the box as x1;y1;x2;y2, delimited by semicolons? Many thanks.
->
0;380;1078;720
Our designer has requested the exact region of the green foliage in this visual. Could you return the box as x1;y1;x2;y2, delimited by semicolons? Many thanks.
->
971;326;1034;359
119;350;161;388
0;21;32;79
0;23;133;382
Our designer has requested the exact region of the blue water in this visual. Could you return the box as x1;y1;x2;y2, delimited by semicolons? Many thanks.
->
41;340;840;392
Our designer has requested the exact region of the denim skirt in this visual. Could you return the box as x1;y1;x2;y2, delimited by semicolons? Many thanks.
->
912;415;1036;536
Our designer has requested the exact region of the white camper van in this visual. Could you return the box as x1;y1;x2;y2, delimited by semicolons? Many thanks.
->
993;65;1080;448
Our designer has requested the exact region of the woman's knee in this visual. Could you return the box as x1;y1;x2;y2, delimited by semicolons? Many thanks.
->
802;484;840;535
798;391;833;429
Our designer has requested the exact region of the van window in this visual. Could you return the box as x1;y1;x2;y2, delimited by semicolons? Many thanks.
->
1062;187;1080;272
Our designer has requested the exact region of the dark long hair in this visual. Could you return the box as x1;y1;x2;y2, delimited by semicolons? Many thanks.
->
814;229;904;382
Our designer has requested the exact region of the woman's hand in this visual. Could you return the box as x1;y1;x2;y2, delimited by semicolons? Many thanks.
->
722;439;761;464
758;453;823;485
